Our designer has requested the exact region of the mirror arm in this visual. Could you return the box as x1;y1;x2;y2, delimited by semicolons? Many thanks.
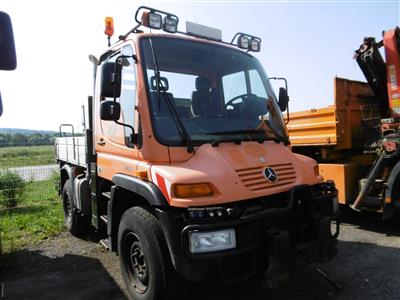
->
110;58;136;147
269;76;290;122
269;77;288;92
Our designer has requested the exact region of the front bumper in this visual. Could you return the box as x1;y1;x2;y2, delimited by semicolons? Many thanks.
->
156;184;339;284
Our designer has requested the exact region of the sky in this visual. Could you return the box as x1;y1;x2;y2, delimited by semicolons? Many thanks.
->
0;0;398;132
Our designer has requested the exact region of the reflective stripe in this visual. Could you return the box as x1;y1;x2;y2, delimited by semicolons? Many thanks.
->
156;173;170;203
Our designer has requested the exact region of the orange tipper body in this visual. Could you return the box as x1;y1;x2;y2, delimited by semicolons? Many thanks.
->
55;8;339;298
287;28;400;219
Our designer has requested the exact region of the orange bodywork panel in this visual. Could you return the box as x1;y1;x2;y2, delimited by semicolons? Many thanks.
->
149;142;321;208
318;163;360;204
92;33;323;208
287;77;375;149
383;28;400;117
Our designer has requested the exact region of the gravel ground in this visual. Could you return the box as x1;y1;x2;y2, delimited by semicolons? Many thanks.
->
0;208;399;300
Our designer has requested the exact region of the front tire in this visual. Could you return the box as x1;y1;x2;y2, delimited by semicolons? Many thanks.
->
62;179;90;237
118;207;175;300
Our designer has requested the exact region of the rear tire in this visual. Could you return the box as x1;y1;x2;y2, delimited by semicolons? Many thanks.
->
62;179;90;237
118;206;178;300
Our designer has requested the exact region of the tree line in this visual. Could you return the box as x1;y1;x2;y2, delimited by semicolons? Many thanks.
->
0;133;57;147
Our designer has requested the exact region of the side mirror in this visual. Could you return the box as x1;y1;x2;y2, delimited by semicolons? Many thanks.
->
100;100;121;121
100;62;121;98
0;11;16;71
0;11;17;117
278;87;289;112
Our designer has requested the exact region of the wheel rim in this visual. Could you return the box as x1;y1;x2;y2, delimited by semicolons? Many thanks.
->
63;191;72;223
123;232;149;294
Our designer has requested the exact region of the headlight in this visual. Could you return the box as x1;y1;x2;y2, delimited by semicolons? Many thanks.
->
189;229;236;253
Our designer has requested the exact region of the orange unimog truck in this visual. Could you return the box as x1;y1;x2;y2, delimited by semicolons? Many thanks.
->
55;6;339;300
287;28;400;219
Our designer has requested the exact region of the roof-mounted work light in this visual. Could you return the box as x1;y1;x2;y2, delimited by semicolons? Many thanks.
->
164;15;178;33
135;6;179;32
120;6;179;41
250;38;261;52
142;11;162;29
231;32;262;52
238;35;250;49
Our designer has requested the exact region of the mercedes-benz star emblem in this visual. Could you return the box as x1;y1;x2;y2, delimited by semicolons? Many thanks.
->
263;167;278;183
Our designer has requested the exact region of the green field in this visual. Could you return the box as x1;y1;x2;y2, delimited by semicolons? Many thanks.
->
0;180;64;254
0;145;55;168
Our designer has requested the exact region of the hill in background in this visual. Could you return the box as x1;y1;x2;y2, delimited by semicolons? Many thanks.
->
0;128;57;136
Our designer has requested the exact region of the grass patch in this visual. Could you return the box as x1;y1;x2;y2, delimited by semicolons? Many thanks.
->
0;145;55;168
0;180;64;254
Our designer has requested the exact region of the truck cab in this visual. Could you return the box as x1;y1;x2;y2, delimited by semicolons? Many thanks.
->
56;6;339;300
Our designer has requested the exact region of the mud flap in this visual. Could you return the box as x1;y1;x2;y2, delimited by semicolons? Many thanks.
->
316;218;337;263
262;218;337;289
262;229;291;289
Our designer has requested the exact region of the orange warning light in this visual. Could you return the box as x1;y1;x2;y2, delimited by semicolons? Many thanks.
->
104;17;114;37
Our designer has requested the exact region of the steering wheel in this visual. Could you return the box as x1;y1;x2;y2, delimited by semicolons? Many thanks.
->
225;93;257;117
225;93;268;120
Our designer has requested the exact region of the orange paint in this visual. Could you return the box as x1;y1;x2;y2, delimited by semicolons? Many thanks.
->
92;33;322;208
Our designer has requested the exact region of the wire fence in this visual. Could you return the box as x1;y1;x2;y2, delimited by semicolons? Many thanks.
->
0;131;63;254
0;136;59;209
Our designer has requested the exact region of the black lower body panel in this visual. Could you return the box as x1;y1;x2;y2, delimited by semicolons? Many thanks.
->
156;184;339;284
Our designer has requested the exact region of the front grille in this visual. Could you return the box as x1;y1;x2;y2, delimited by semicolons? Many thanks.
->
236;163;296;192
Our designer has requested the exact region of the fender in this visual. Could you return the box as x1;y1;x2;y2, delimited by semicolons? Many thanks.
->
60;164;77;206
108;174;169;251
112;173;169;207
60;164;74;190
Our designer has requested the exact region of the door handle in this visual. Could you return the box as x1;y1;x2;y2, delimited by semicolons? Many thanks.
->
97;138;105;146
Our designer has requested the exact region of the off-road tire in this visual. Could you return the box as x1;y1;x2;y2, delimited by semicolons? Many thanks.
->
62;179;90;237
118;206;179;300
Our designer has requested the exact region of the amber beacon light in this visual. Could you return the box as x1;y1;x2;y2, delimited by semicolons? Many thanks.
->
104;17;114;46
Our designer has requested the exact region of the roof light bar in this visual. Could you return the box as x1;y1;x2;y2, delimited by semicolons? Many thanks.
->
135;6;179;32
120;7;262;53
231;32;262;52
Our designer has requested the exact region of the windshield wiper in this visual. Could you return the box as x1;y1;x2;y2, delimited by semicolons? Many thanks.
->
148;38;194;153
206;129;281;143
206;129;263;135
263;120;291;145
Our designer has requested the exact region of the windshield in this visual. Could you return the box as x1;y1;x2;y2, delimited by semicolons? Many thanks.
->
140;36;288;146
